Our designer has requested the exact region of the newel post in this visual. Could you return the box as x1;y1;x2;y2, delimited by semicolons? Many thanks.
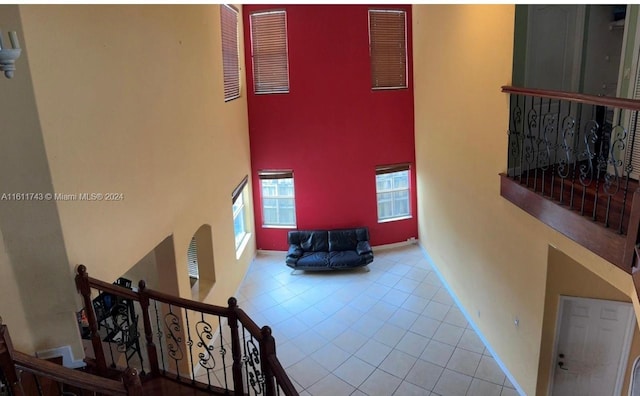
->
75;265;107;374
122;367;144;396
137;280;160;376
260;326;276;396
227;297;245;396
0;317;21;396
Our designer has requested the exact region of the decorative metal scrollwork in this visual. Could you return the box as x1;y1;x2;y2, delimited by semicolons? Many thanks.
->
508;103;523;162
196;320;217;371
538;112;557;170
578;120;598;186
556;114;575;179
242;339;264;394
604;125;627;195
164;311;184;362
524;108;538;169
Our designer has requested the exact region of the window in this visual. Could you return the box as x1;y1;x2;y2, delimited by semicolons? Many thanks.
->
249;10;290;94
368;9;407;90
376;164;411;222
221;4;240;101
232;176;249;249
187;237;199;280
259;170;296;227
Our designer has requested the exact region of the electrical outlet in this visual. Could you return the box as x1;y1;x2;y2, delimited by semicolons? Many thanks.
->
514;317;520;327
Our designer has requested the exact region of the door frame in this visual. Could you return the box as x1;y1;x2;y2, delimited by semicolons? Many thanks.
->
524;5;586;92
547;295;636;396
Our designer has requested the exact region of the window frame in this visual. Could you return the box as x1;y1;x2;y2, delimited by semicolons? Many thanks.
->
375;163;412;222
249;10;291;95
368;9;408;91
258;170;296;228
221;4;241;102
232;176;249;251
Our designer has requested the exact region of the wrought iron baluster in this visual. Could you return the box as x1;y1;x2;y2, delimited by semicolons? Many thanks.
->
219;316;229;391
195;312;218;389
244;331;264;395
185;310;195;384
153;300;167;374
508;94;523;179
578;120;599;215
603;125;627;228
620;110;638;234
551;99;563;201
165;304;184;380
525;98;538;187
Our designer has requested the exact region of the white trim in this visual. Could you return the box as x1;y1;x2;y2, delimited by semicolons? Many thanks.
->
548;295;635;396
417;243;526;396
36;345;86;369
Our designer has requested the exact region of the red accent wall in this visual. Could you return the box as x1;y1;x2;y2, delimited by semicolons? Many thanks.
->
244;5;417;250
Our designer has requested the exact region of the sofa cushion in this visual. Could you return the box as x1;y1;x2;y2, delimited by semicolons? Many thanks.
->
328;229;359;252
329;251;365;268
295;251;330;268
288;231;328;252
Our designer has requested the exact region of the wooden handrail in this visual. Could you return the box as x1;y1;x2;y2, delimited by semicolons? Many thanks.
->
87;277;141;301
13;351;132;395
75;266;300;395
267;355;298;396
142;287;230;317
502;85;640;111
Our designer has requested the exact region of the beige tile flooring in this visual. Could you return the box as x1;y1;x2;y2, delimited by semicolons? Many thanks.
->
233;244;520;396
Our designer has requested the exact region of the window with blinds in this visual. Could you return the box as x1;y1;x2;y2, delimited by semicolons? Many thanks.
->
249;10;290;94
232;176;249;249
375;163;411;221
221;4;240;101
368;9;407;90
258;170;296;226
187;237;199;279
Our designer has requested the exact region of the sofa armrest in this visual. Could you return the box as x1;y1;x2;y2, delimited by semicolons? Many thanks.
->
356;241;372;255
287;244;303;259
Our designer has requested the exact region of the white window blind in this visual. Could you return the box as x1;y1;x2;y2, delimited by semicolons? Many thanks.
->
369;9;407;90
250;10;290;94
187;237;199;279
221;4;240;101
375;163;411;221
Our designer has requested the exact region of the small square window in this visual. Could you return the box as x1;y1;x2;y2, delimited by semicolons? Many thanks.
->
376;164;411;222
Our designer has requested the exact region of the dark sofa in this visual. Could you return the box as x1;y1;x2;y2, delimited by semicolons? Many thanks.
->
286;228;374;270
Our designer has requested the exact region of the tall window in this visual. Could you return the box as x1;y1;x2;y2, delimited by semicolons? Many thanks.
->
221;4;240;101
249;10;290;94
259;170;296;227
187;237;199;280
232;176;249;249
376;164;411;222
368;9;407;90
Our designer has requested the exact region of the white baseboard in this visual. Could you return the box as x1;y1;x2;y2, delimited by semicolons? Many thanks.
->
417;243;525;396
36;345;86;369
372;239;418;251
256;249;286;256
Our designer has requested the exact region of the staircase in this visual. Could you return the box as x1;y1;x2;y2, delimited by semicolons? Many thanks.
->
0;265;298;396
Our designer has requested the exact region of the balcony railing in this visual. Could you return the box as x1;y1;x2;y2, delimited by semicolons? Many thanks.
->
501;86;640;273
75;265;298;396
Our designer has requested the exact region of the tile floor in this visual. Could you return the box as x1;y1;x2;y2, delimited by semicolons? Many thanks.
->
232;244;519;396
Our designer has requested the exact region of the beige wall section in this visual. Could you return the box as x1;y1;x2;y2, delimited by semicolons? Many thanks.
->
538;247;640;395
413;5;636;395
0;4;254;357
0;5;80;356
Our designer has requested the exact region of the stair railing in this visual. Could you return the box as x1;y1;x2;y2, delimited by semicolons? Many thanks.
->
0;316;143;396
75;265;298;396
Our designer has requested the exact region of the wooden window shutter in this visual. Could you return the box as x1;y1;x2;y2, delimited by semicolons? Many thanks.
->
250;10;290;94
221;4;240;101
369;9;407;90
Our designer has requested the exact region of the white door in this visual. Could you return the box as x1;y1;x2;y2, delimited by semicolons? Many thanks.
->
525;5;585;92
551;296;635;396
